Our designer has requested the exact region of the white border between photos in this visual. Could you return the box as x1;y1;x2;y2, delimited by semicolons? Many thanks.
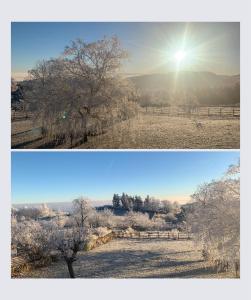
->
0;1;250;300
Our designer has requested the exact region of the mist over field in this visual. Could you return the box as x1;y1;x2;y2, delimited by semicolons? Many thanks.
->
12;201;111;212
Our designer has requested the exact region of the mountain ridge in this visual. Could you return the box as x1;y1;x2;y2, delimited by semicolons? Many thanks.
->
129;71;240;92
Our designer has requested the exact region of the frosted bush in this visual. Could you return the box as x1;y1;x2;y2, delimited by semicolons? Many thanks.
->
187;162;240;274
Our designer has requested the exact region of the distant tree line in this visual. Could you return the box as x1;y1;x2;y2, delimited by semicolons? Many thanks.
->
112;193;180;214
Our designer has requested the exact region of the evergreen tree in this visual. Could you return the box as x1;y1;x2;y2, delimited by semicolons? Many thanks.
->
121;193;132;211
112;194;121;209
144;195;151;211
134;195;143;211
121;193;127;210
128;196;134;211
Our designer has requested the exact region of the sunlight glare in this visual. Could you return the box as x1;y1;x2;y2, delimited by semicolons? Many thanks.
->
174;50;186;62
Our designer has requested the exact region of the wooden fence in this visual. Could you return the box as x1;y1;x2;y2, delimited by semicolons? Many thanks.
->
11;110;32;121
113;230;191;240
142;106;240;118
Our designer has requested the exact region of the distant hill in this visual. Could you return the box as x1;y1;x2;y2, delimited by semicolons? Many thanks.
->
130;71;240;92
16;71;240;108
19;71;240;93
13;200;112;212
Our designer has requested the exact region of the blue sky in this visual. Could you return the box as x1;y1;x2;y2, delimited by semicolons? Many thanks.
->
11;151;239;204
11;22;240;80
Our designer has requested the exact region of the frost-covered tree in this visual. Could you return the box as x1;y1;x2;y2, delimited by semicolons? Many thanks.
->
15;207;42;221
11;205;92;278
26;36;138;146
11;220;52;261
187;162;240;275
125;211;151;230
39;203;55;217
144;196;161;213
50;224;89;278
72;197;93;228
99;209;115;228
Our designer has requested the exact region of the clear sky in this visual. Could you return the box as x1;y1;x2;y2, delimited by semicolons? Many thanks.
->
11;22;240;80
11;151;239;204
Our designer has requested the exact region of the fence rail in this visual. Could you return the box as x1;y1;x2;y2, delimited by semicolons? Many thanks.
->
142;106;240;118
11;110;33;121
113;230;191;240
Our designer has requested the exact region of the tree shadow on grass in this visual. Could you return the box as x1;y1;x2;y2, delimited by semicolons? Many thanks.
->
74;248;204;278
23;240;204;278
12;137;43;149
140;265;217;278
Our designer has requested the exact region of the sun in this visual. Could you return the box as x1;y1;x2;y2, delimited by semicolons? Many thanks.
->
174;50;186;62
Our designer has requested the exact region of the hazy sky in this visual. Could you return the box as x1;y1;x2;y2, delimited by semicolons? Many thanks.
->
11;151;239;204
11;22;240;80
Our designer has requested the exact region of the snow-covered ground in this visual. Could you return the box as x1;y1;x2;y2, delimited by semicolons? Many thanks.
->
12;113;239;149
21;238;236;278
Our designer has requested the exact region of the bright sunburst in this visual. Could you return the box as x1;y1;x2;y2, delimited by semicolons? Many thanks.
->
174;50;186;62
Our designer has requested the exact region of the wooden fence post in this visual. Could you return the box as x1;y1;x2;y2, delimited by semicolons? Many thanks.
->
233;108;235;117
220;107;222;117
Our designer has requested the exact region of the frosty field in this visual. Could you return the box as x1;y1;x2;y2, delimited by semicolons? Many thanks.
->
19;238;235;279
12;112;240;149
83;114;240;149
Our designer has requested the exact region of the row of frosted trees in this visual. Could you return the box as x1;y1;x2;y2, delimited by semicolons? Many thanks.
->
112;193;179;214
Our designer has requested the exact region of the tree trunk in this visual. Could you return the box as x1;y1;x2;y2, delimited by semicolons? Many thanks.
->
66;260;75;278
78;110;88;143
81;115;88;143
83;132;88;143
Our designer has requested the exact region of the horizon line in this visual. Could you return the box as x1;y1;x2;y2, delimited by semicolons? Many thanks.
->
11;70;241;82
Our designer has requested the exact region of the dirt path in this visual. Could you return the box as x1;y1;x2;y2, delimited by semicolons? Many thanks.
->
25;238;235;278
